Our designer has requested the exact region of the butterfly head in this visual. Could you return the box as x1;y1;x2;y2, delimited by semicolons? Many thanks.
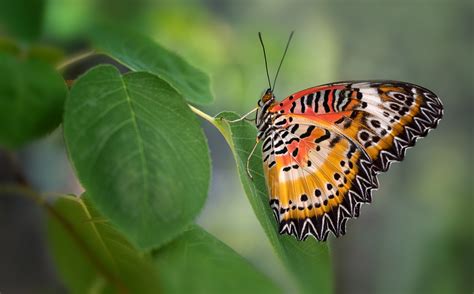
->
255;32;293;139
261;88;275;104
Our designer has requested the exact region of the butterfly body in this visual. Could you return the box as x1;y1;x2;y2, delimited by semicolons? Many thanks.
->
256;81;443;241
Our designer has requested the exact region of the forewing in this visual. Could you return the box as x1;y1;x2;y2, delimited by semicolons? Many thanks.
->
271;81;444;172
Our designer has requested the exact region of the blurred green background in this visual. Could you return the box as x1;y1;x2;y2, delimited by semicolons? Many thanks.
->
0;0;472;293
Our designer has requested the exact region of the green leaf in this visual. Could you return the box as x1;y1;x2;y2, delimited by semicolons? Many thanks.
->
153;225;281;294
0;52;67;149
46;194;279;294
63;65;210;250
46;195;162;294
0;0;45;42
90;27;213;105
214;112;333;294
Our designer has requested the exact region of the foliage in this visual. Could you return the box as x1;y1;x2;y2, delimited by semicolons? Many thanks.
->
1;2;471;294
64;65;210;250
91;26;213;105
214;112;333;294
0;52;66;149
46;194;278;294
0;3;333;293
46;194;161;294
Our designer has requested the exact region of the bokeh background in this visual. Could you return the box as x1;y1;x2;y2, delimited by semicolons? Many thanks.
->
1;0;472;293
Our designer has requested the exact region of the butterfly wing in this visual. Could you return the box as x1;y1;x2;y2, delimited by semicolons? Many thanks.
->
262;124;377;241
263;81;443;240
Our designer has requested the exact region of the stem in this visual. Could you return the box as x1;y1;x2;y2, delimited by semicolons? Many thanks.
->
56;50;96;71
189;105;215;124
189;105;234;144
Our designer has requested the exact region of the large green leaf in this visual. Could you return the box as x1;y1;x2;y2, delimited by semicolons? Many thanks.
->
153;225;281;294
46;195;161;294
0;0;45;42
64;65;210;250
90;27;213;105
46;194;279;294
214;112;333;294
0;52;67;149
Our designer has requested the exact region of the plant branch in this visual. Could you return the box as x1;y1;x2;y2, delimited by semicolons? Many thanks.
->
189;105;215;124
56;50;96;71
189;105;234;143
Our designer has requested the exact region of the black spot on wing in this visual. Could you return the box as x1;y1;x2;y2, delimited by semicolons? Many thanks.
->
300;96;306;113
315;130;330;143
314;91;321;112
323;90;330;112
290;101;297;113
289;124;299;134
275;146;288;155
306;93;314;108
299;125;316;139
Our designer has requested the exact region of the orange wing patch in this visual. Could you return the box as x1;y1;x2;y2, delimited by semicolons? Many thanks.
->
262;122;377;241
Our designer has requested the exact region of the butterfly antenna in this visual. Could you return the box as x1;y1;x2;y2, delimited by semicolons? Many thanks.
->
258;32;272;89
272;31;294;92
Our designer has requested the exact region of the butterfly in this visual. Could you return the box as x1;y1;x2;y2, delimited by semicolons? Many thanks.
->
238;32;443;241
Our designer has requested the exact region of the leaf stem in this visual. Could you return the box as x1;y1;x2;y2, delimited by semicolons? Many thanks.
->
188;106;234;143
189;105;215;124
56;50;96;71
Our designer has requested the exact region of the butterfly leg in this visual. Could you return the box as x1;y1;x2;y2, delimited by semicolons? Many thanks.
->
225;107;258;123
246;139;259;180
